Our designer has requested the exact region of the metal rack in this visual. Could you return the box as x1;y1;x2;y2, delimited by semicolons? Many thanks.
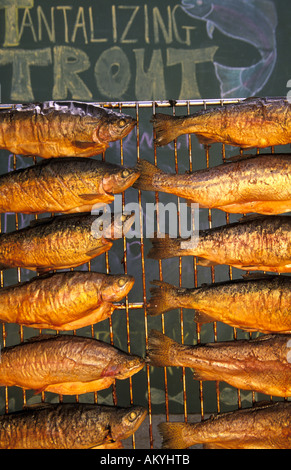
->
1;98;281;449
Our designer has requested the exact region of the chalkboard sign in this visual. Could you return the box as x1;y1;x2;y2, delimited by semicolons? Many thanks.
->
0;0;290;449
0;0;289;103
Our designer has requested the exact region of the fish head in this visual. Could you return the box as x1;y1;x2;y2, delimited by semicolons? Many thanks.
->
102;166;141;194
110;406;147;441
101;274;135;302
115;354;145;379
181;0;212;18
101;353;144;381
91;212;135;240
94;111;137;143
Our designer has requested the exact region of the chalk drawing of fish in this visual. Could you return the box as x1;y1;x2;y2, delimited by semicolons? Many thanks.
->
220;386;257;406
181;0;278;97
147;387;184;405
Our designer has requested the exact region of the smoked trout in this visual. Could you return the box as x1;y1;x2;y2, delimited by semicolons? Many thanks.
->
159;401;291;449
147;330;291;397
148;215;291;273
0;211;135;272
134;155;291;215
147;275;291;334
0;403;147;449
152;97;291;148
0;101;136;158
0;271;134;330
0;158;140;214
0;334;145;395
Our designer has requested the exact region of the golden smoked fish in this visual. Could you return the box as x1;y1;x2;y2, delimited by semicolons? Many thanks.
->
152;97;291;148
0;271;134;330
0;334;145;395
0;403;147;449
0;211;134;272
0;158;140;214
159;401;291;449
0;101;136;158
134;155;291;215
147;330;291;397
147;275;291;334
148;215;291;273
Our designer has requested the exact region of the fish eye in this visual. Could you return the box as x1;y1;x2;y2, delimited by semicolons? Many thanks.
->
128;411;137;422
118;119;126;128
118;277;127;287
122;169;130;178
99;222;103;231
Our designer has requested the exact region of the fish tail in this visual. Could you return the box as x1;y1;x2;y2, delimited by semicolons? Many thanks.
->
133;159;164;192
146;329;181;367
147;234;186;260
152;114;184;146
148;280;182;316
159;422;197;449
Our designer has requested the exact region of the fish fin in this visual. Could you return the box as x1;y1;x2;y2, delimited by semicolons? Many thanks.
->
92;440;124;450
57;303;115;330
133;160;164;192
148;234;189;260
29;216;56;228
238;214;268;223
146;329;181;367
241;265;263;270
224;153;258;163
195;134;215;145
206;21;215;39
29;213;91;227
194;311;214;324
151;114;183;146
73;141;96;149
196;257;218;267
242;272;275;280
33;387;48;395
44;377;115;395
158;422;193;450
78;193;111;202
252;400;274;409
23;403;53;410
36;266;53;274
148;280;180;316
214;62;246;99
26;334;56;343
192;370;216;381
86;244;111;258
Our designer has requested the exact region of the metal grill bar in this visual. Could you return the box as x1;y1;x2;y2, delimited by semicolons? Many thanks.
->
0;98;264;450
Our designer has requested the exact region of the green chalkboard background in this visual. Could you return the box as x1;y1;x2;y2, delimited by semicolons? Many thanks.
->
0;0;289;103
0;0;290;446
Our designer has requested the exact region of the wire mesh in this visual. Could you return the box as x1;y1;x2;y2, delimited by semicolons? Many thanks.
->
0;98;284;449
